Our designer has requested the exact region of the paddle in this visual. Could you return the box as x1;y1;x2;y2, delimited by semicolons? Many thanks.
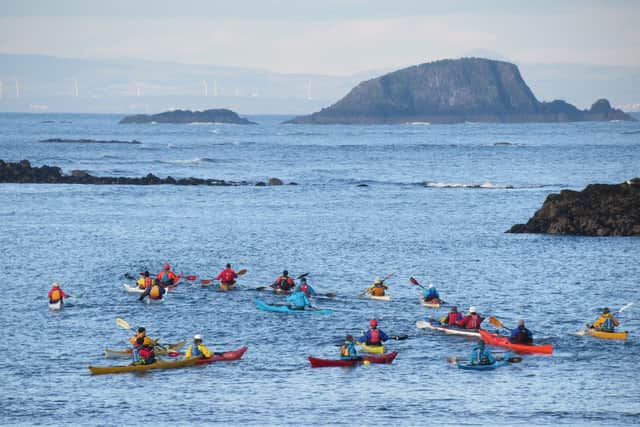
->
358;273;394;297
447;354;522;364
409;276;425;289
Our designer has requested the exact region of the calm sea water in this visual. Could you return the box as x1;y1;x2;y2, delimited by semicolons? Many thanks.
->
1;113;639;426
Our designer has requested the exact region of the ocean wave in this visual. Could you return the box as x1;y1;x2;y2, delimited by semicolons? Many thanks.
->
158;157;218;165
424;181;513;189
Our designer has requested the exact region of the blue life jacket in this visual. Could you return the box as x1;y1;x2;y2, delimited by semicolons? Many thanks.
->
602;317;615;332
132;347;142;364
192;344;202;357
160;271;171;284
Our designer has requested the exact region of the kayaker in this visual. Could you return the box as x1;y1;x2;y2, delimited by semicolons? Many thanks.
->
295;277;316;298
360;319;389;346
185;334;212;359
456;306;484;329
422;283;440;302
156;263;179;286
272;270;295;292
509;320;533;344
286;289;312;310
340;335;359;360
129;327;155;347
132;337;156;365
439;306;463;326
215;263;238;288
139;281;166;301
367;277;388;297
469;339;496;366
136;271;154;289
589;307;620;332
47;282;68;305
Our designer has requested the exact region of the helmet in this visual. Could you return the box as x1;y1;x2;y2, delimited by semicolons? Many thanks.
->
374;277;382;285
163;263;170;270
370;319;378;327
301;284;309;293
469;306;477;313
52;282;59;288
428;283;434;289
283;270;288;276
603;307;610;314
194;334;202;340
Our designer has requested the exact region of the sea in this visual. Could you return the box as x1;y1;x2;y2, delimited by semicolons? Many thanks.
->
0;113;639;426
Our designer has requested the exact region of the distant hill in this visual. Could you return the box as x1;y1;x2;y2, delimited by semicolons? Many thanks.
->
286;58;636;124
119;108;255;124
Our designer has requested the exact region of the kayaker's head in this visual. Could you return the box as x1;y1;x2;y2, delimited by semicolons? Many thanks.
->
602;307;610;314
451;306;458;312
517;319;525;327
300;277;307;283
143;271;150;277
163;263;170;270
52;282;59;288
345;334;354;342
374;277;382;285
428;283;434;289
469;306;477;314
194;334;202;343
370;319;378;329
283;270;289;277
226;263;231;268
137;327;146;334
477;339;485;348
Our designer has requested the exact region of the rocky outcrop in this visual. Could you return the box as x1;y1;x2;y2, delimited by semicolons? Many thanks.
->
0;160;289;187
508;179;640;236
39;138;141;144
286;58;636;124
119;109;256;124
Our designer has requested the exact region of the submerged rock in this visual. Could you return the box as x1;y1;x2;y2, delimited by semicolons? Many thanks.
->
508;179;640;236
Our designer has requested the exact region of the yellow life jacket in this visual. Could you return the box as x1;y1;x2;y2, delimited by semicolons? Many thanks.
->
370;286;386;296
50;289;61;302
340;344;350;357
149;285;161;299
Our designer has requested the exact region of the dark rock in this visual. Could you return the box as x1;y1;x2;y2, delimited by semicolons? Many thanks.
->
357;183;369;187
288;182;299;185
268;177;284;186
120;108;256;125
255;182;266;186
71;170;89;178
39;138;141;144
507;179;640;236
285;58;636;125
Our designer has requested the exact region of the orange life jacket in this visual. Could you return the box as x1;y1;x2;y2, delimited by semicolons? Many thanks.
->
50;289;61;302
370;286;385;296
149;285;162;299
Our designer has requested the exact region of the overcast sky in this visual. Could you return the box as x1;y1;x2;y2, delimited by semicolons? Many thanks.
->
1;0;638;75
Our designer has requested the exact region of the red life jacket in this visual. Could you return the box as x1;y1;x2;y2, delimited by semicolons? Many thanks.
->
276;277;294;290
368;329;381;345
467;314;482;329
447;312;461;325
219;269;236;283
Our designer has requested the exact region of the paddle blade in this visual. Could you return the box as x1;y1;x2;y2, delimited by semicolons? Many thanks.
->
393;334;409;341
116;317;131;330
237;268;248;276
185;275;197;281
124;273;135;280
296;272;310;279
200;279;212;285
507;356;523;363
382;273;394;282
619;302;634;313
447;356;461;364
409;276;420;286
488;316;504;328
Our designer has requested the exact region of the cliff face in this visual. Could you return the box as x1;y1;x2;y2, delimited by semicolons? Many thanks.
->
286;58;635;124
120;108;256;124
508;179;640;236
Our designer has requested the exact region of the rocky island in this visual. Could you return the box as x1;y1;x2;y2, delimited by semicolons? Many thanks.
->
0;160;289;187
120;108;256;124
286;58;635;125
508;178;640;236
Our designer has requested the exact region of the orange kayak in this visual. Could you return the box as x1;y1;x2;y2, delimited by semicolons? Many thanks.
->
479;329;553;354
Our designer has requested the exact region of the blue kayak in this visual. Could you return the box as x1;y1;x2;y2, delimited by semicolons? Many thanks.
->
254;299;333;315
457;352;515;370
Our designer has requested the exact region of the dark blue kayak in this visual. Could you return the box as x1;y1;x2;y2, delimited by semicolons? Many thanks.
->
254;299;333;315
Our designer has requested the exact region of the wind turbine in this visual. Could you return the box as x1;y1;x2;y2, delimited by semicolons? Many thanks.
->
0;80;3;100
307;80;312;100
74;78;79;97
203;80;208;97
15;79;20;99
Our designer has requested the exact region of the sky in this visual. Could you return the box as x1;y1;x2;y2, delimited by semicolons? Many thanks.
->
1;0;639;75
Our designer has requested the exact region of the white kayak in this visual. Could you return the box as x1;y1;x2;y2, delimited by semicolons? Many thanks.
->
416;319;480;337
123;283;144;294
361;293;391;301
144;294;166;305
48;300;62;311
420;298;441;308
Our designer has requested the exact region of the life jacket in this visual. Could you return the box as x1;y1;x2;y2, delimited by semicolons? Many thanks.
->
368;328;381;345
159;271;173;285
301;284;309;296
447;312;461;325
467;314;482;329
219;269;236;284
191;344;202;357
132;346;143;364
277;276;294;290
513;326;533;343
601;317;615;332
138;277;153;289
340;343;352;357
370;286;385;296
50;289;61;302
149;285;162;299
138;347;155;364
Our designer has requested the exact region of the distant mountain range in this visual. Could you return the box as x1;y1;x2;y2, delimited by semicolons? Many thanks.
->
0;53;638;114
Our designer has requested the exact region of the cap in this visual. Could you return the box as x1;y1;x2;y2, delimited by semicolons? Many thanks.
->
374;276;382;284
370;319;378;327
469;306;477;313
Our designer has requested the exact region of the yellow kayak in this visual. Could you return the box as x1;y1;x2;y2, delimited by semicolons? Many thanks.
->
88;357;198;375
356;342;385;354
585;328;628;340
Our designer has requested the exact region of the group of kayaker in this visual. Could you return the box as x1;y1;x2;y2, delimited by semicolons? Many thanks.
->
133;263;180;301
340;319;390;360
127;326;216;365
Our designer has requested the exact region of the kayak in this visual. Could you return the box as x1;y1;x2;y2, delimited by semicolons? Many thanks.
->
585;328;628;340
104;340;187;358
309;351;398;368
48;300;62;311
88;357;198;375
361;293;391;301
416;319;480;338
420;298;441;308
219;282;236;292
457;352;514;370
145;295;166;304
254;299;333;315
479;329;553;354
195;346;248;365
356;342;385;354
123;284;144;294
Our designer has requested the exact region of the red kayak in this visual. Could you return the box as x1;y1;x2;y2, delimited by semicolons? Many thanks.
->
479;330;553;354
195;346;248;365
308;351;398;368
